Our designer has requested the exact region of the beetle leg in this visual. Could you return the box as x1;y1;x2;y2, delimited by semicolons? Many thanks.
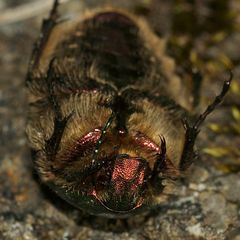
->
92;111;115;163
151;136;166;181
27;0;60;76
44;59;72;161
179;71;233;171
92;95;135;161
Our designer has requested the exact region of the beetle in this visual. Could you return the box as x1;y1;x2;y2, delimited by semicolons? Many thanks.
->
26;0;232;218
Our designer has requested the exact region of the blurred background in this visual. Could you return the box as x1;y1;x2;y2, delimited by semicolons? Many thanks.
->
0;0;240;239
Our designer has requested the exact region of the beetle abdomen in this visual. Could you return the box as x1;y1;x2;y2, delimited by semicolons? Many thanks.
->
60;12;148;89
27;8;176;98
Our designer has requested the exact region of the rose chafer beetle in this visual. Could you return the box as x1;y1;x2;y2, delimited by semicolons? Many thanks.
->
26;0;232;218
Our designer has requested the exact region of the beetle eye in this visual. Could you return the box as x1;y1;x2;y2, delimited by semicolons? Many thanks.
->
93;154;147;212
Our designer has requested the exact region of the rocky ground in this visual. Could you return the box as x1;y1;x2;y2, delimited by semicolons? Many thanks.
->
0;0;240;239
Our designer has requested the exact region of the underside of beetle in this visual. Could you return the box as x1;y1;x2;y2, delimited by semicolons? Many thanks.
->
26;0;231;217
